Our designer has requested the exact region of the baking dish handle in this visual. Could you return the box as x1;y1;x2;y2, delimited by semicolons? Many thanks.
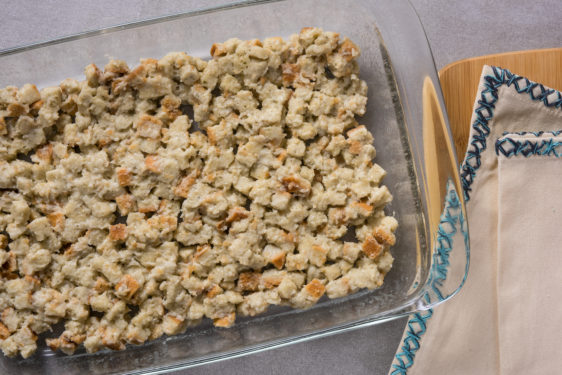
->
416;178;470;310
371;0;470;312
416;78;470;310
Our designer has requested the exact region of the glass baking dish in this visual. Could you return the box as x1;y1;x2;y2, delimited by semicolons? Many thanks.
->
0;0;469;373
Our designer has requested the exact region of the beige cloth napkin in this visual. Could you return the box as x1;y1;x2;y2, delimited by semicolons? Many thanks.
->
497;131;562;373
390;65;562;375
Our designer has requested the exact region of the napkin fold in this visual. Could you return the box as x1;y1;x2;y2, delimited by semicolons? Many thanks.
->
496;131;562;373
390;65;562;375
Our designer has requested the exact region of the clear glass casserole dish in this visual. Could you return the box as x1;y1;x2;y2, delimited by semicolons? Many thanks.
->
0;0;469;373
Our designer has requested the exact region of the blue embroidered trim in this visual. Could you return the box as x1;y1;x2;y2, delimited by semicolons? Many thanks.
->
428;187;464;301
460;66;562;201
390;181;468;375
391;299;433;374
501;130;562;137
496;136;562;157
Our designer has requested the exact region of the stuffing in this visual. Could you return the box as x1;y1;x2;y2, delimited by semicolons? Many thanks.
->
0;28;397;358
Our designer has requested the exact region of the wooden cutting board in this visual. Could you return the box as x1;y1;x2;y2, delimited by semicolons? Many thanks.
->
438;48;562;162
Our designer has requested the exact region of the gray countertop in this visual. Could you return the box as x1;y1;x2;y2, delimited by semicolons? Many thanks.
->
1;1;560;374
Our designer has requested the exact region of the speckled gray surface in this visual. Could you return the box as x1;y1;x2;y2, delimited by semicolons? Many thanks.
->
0;1;560;374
